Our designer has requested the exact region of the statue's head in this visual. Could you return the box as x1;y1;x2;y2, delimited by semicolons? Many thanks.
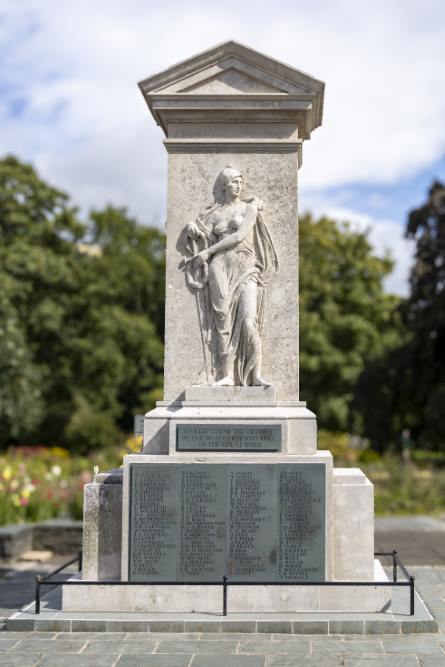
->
213;166;244;204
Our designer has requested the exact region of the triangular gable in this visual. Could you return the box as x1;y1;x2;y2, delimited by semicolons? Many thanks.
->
138;41;324;138
140;41;323;98
180;68;283;95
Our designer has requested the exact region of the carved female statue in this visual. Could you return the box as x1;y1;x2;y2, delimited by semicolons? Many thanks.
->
185;166;279;387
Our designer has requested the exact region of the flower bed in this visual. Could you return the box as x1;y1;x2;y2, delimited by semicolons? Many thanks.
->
0;437;142;525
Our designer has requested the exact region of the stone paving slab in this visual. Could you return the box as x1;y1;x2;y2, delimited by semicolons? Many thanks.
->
36;657;118;667
117;657;193;667
0;632;443;665
0;654;44;666
191;658;265;667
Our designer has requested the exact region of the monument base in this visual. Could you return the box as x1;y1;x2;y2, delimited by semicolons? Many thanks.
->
62;560;389;613
75;453;379;615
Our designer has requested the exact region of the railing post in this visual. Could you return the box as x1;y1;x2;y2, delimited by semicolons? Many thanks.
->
392;550;398;582
35;576;41;615
410;576;415;616
223;575;228;616
78;550;83;572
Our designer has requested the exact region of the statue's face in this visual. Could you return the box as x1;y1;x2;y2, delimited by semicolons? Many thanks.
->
225;175;243;198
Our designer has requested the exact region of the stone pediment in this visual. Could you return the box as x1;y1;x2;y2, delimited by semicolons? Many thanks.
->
179;67;284;95
138;41;324;140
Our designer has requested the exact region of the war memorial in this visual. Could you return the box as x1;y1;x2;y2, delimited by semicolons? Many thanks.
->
36;42;433;626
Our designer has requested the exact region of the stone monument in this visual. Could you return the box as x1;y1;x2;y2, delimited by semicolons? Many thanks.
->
64;41;389;614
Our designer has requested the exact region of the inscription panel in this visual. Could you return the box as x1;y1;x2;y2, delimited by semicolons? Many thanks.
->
129;463;325;582
176;424;282;451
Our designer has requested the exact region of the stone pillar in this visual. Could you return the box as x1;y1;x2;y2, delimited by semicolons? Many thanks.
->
138;41;324;403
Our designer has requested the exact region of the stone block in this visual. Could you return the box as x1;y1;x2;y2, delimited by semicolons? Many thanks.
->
364;619;401;634
148;621;185;633
219;621;257;633
184;621;222;633
328;620;364;634
143;417;169;454
71;619;107;632
82;471;122;581
332;468;374;580
142;404;317;455
134;585;221;613
256;620;293;633
34;619;71;632
184;385;278;404
62;580;134;612
319;561;391;612
229;586;320;612
293;620;329;634
106;620;149;632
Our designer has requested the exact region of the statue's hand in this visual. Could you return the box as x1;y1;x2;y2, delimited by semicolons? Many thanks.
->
186;221;202;240
193;249;210;266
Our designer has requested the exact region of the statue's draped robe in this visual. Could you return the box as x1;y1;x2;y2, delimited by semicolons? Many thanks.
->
186;200;278;385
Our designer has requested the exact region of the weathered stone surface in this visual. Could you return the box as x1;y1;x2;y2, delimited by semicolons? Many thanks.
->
137;42;323;402
184;385;279;405
82;471;123;581
164;151;300;402
332;468;374;580
142;404;317;455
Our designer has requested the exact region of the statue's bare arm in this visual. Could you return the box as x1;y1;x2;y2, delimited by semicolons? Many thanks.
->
193;204;257;265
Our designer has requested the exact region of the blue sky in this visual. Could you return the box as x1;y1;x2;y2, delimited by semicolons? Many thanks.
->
1;0;444;294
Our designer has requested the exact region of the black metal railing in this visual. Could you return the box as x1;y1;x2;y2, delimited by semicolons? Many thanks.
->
35;550;415;616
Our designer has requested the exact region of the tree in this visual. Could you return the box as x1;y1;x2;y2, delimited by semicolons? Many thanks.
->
403;181;445;447
354;181;445;451
299;213;401;432
0;156;165;451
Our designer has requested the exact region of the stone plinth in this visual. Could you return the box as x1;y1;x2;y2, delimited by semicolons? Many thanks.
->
142;403;318;456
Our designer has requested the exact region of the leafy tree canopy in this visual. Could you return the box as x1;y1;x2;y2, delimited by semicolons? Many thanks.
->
0;156;164;451
299;213;401;432
355;182;445;450
403;181;445;446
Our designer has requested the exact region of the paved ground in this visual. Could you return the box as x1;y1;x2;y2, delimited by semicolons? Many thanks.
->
0;566;444;664
1;518;445;665
0;556;75;623
375;516;445;566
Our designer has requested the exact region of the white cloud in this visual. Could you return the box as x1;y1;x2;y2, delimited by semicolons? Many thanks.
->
0;0;442;293
302;195;415;296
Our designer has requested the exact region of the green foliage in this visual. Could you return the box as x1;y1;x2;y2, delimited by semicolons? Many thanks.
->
0;156;164;451
299;213;401;432
402;181;445;447
354;181;445;451
371;462;445;515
